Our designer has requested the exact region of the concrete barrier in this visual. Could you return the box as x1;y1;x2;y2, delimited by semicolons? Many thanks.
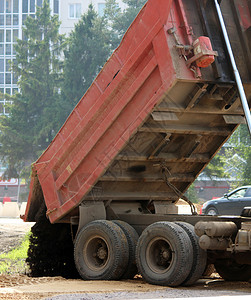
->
20;202;27;215
177;204;193;214
1;202;20;218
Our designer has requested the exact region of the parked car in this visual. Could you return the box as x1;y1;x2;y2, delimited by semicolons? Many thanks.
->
201;186;251;215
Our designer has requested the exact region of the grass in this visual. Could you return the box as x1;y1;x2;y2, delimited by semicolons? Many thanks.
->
0;233;30;274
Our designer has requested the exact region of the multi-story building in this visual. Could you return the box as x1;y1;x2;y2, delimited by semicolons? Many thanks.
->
0;0;125;115
60;0;126;35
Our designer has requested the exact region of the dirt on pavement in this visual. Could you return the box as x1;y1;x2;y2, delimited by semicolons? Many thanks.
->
0;219;34;254
0;218;250;300
0;275;251;300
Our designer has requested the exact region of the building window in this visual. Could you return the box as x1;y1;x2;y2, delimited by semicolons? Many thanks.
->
6;15;11;26
13;0;19;13
0;0;4;13
22;0;28;13
5;44;11;55
5;73;11;84
6;0;12;13
13;14;19;25
0;59;3;72
98;3;106;17
54;0;59;14
0;30;3;42
0;44;3;55
69;4;81;19
30;0;35;13
6;30;11;42
0;88;4;115
5;59;10;72
13;29;18;42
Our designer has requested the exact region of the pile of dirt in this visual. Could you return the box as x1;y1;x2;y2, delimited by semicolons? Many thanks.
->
26;214;79;278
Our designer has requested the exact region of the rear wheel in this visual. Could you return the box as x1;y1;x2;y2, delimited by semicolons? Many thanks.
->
214;260;251;281
136;221;193;286
206;207;218;216
175;222;207;286
74;220;129;280
112;220;139;279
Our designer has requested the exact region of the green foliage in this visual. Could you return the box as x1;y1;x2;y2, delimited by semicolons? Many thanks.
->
202;125;251;188
62;5;111;114
0;233;30;274
225;124;251;187
185;183;199;203
104;0;147;48
0;1;64;178
203;155;227;180
228;124;251;146
202;125;250;185
243;150;251;185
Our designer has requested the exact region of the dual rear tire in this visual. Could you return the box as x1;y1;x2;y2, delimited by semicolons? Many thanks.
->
136;221;207;286
74;220;207;286
74;220;138;280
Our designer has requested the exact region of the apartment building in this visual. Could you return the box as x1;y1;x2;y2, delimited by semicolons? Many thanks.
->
60;0;126;35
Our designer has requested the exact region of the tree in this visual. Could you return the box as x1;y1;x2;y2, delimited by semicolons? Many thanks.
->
59;0;148;124
201;124;251;188
203;155;226;179
0;1;64;178
185;183;199;203
224;124;251;187
61;5;111;115
243;150;251;185
104;0;147;48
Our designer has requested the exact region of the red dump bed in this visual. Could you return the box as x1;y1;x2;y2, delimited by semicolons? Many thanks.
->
25;0;251;223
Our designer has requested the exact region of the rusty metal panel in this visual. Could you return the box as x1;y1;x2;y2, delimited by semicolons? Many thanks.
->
25;0;251;223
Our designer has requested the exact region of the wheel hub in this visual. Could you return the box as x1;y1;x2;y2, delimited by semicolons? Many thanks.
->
84;236;109;270
146;237;173;273
97;247;107;260
162;249;171;260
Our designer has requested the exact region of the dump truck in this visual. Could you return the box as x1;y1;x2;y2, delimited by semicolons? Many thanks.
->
24;0;251;286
